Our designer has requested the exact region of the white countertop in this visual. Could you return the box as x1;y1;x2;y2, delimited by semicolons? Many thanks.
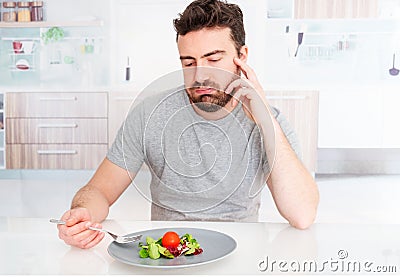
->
0;217;399;275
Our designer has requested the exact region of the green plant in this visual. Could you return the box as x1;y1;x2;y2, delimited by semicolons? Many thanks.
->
41;27;65;44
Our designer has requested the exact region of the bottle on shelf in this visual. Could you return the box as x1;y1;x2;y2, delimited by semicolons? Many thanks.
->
337;35;350;52
2;2;17;22
90;38;95;53
0;113;3;130
17;1;31;22
80;38;86;54
84;38;94;54
125;56;131;81
30;1;44;22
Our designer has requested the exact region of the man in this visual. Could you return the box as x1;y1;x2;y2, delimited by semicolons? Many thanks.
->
57;0;319;249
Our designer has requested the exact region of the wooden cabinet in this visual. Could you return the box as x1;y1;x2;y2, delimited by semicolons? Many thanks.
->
0;92;4;169
6;144;107;169
6;118;107;144
6;92;107;118
266;90;319;173
294;0;378;19
5;92;108;169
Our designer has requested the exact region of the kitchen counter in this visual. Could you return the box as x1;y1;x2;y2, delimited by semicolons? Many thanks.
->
0;218;399;274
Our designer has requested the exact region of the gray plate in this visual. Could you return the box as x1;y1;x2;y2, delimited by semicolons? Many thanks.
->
107;227;237;269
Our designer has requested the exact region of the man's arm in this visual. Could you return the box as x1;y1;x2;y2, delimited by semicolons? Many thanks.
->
57;158;135;248
264;117;319;229
71;158;134;222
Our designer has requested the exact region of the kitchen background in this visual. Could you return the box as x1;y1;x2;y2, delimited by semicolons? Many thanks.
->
0;0;400;223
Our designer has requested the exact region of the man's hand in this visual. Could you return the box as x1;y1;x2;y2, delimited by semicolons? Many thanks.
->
225;57;271;125
57;207;105;249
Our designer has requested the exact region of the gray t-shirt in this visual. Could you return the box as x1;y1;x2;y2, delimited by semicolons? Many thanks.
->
107;87;300;222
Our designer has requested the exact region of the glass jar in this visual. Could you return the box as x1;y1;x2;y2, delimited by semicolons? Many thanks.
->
30;1;43;21
17;1;31;22
2;2;17;22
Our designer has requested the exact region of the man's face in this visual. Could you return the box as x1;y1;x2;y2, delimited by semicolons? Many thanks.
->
177;27;245;112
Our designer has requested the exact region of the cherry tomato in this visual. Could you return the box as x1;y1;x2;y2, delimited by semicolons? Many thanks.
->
161;231;180;248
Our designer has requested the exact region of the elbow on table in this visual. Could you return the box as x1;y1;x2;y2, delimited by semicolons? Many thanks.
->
288;208;318;230
289;217;314;230
290;187;320;230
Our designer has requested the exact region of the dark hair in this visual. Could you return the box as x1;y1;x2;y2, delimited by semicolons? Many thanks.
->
173;0;245;55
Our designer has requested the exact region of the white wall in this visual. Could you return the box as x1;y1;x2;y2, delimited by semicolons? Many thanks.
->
109;0;268;90
45;0;111;22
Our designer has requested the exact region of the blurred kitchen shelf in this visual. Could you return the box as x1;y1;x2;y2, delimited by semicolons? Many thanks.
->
266;18;400;34
300;31;400;35
8;53;35;56
63;36;105;40
0;20;104;28
1;37;41;41
8;67;36;72
1;36;104;41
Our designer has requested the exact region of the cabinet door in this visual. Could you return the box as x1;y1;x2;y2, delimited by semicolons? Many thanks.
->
6;118;107;144
382;89;400;147
6;92;107;118
6;144;108;169
318;88;383;148
294;0;378;18
266;90;319;173
0;92;4;169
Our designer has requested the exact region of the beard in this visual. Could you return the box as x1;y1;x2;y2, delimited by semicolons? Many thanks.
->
186;69;240;113
190;86;232;112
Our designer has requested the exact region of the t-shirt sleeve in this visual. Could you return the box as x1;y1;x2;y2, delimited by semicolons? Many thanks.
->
262;106;302;174
106;103;145;174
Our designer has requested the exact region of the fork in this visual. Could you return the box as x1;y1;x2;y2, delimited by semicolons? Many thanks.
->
49;219;142;244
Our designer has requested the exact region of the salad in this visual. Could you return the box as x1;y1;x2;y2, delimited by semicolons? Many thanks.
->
138;231;203;259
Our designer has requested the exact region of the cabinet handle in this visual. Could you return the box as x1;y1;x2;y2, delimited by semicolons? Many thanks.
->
39;97;77;101
37;150;77;155
37;124;78;128
266;96;308;100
